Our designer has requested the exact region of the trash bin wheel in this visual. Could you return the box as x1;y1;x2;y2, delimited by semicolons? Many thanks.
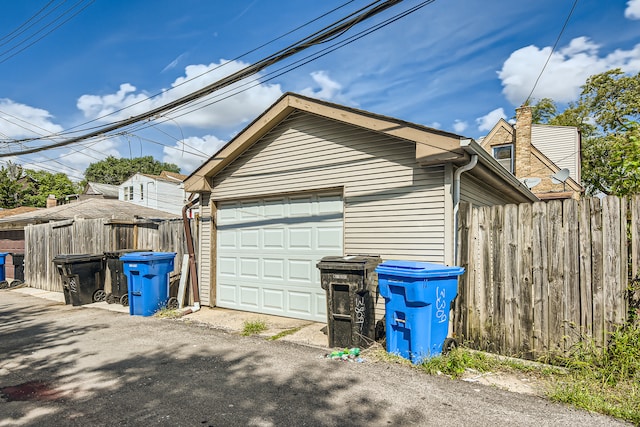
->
105;293;115;304
93;289;106;302
166;297;178;310
120;294;129;307
9;279;23;287
0;280;9;289
443;338;458;354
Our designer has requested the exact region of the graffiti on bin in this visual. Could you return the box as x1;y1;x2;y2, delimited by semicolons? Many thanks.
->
435;286;447;323
355;294;366;334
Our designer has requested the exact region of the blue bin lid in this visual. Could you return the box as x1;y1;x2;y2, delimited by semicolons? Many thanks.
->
375;260;464;278
120;251;176;262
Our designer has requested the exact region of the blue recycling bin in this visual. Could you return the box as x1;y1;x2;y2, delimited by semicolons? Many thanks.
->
0;252;8;282
120;252;176;317
376;261;465;364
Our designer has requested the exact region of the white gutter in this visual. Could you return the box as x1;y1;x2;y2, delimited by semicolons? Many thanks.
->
452;152;478;263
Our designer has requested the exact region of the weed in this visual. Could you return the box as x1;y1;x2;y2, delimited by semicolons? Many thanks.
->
548;324;640;424
267;326;303;341
241;319;268;336
154;307;182;319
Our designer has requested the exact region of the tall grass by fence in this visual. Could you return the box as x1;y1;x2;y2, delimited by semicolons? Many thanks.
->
24;218;196;292
454;195;639;360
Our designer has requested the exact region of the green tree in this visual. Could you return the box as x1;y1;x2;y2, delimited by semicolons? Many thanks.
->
0;163;24;209
84;156;180;185
21;170;81;207
530;69;640;196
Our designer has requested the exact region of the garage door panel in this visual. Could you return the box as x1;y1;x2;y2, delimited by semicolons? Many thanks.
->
218;284;237;304
288;291;312;314
264;229;285;248
239;286;259;307
219;257;237;276
217;193;342;322
239;258;259;278
317;227;342;249
289;228;312;249
263;258;285;279
288;259;313;282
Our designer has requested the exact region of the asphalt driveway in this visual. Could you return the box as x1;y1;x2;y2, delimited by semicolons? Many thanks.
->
0;290;627;426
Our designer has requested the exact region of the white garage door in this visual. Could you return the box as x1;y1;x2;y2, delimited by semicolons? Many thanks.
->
216;193;343;322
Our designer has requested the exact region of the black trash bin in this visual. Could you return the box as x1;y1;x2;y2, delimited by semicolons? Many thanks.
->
317;255;382;348
53;254;105;306
11;253;25;284
104;249;149;306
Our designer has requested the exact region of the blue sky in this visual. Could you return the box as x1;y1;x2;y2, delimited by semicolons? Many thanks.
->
0;0;638;180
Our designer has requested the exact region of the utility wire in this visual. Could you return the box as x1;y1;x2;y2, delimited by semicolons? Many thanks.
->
0;0;405;158
524;0;579;105
1;0;362;144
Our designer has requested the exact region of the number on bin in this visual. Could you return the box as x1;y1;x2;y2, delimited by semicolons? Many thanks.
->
435;286;447;323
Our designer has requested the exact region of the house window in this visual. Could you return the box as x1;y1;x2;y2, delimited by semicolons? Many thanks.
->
140;184;144;201
124;186;133;201
493;144;514;173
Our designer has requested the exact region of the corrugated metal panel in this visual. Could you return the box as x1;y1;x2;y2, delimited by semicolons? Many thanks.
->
199;193;212;306
531;125;580;181
213;111;446;263
460;173;515;207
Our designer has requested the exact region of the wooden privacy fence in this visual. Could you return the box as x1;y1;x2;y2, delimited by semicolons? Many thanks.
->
24;218;197;293
454;195;640;360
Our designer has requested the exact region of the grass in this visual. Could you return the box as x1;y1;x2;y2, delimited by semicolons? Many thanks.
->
267;326;304;341
241;319;268;336
546;324;640;424
396;324;640;425
154;307;183;319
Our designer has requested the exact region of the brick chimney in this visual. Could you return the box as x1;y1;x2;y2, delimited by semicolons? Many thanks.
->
514;105;532;178
46;194;57;208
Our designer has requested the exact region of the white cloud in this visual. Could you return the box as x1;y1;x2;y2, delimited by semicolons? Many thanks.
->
162;134;227;174
452;120;468;133
427;122;441;129
626;0;640;19
498;37;640;105
300;71;343;101
77;59;283;130
476;108;506;132
0;99;63;138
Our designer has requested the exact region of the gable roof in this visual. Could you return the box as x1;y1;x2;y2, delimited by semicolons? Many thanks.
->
184;92;537;202
84;182;119;198
0;198;179;230
129;171;186;184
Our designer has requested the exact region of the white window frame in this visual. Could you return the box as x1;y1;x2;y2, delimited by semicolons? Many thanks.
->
492;144;514;173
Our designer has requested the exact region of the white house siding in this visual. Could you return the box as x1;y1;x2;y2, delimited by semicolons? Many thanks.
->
460;174;515;207
119;174;186;215
198;193;212;306
212;111;447;263
531;125;580;181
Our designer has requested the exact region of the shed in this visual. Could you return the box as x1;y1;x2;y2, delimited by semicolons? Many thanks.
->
184;93;538;322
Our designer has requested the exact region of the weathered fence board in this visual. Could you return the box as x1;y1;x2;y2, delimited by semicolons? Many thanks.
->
25;218;196;293
455;195;634;359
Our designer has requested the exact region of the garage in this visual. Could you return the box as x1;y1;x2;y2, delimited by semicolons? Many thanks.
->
216;193;343;321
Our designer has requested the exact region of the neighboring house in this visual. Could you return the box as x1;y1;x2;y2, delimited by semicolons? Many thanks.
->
64;182;119;203
183;93;538;322
480;106;583;200
0;206;41;280
119;171;188;216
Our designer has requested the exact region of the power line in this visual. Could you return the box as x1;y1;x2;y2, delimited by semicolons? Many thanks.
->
1;0;362;145
0;0;406;158
524;0;579;105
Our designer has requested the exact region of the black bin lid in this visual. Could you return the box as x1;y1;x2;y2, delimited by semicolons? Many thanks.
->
52;253;104;264
317;255;381;270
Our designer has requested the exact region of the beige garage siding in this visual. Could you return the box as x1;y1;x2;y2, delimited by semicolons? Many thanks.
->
212;111;446;263
459;173;515;207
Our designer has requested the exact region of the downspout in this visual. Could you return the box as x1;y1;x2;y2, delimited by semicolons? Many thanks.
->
181;196;201;313
452;153;478;263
